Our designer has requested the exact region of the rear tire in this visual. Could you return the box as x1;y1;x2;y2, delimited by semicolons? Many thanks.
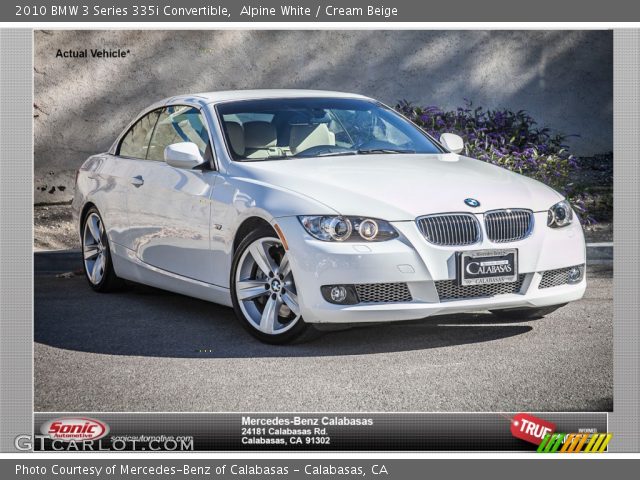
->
490;304;567;320
230;227;309;344
81;207;123;292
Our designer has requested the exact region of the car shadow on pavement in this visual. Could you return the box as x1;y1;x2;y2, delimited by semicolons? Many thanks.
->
35;273;534;359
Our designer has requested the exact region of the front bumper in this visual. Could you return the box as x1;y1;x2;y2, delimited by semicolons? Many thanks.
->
275;213;587;324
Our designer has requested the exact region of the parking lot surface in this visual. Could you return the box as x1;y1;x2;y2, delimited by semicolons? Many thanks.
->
35;261;612;412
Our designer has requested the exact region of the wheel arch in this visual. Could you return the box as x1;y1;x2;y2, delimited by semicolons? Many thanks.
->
79;202;116;256
233;216;276;254
79;201;98;236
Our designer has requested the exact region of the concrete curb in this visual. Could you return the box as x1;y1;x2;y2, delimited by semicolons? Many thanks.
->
34;249;82;273
34;245;613;273
586;242;613;262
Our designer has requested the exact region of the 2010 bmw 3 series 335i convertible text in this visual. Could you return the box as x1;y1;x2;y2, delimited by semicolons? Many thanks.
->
72;90;586;344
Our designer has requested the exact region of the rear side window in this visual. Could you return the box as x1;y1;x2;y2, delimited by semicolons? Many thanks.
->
118;109;161;159
146;105;212;162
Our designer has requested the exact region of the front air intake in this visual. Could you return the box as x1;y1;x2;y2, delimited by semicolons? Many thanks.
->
435;275;526;301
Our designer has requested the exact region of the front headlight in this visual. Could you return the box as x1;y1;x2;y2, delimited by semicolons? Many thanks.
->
298;216;399;242
547;200;574;228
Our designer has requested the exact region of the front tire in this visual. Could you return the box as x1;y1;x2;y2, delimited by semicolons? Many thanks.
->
81;207;123;292
490;304;567;320
230;228;309;344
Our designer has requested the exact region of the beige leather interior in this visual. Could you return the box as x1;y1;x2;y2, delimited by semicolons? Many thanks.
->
225;121;245;156
227;121;338;159
289;124;336;155
243;121;278;158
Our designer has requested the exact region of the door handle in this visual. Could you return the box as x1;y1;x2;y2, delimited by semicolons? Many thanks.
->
131;175;144;187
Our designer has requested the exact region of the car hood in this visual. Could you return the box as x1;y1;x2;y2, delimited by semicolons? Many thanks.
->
230;153;564;220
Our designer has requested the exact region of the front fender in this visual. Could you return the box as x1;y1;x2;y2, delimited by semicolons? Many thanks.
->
207;175;338;288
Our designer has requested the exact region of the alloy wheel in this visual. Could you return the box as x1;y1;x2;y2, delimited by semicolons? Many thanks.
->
83;212;107;285
235;237;301;335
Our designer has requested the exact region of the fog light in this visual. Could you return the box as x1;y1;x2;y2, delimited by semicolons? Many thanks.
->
330;286;347;302
567;266;583;284
321;285;359;305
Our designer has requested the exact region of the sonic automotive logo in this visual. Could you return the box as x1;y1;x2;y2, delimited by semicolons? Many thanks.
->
40;417;109;442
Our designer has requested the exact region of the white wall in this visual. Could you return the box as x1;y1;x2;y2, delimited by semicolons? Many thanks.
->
34;30;613;203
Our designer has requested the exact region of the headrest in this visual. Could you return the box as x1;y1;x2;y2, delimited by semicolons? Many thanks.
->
225;121;245;156
289;123;335;154
243;121;277;149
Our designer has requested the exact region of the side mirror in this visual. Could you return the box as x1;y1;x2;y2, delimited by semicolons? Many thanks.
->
439;133;464;154
164;142;206;169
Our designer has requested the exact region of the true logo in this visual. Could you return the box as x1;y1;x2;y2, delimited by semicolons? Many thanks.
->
510;413;556;445
40;417;109;442
464;198;480;207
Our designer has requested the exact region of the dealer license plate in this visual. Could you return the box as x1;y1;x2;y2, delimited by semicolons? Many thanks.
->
457;249;518;286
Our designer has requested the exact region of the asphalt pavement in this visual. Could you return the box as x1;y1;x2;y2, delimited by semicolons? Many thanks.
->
34;254;612;413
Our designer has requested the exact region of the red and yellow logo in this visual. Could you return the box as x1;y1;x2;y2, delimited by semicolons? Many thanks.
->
508;413;612;453
537;432;612;453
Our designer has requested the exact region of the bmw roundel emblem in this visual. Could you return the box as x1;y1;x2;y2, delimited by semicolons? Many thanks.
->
464;198;480;208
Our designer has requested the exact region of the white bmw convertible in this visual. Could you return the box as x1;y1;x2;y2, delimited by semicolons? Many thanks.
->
72;90;586;343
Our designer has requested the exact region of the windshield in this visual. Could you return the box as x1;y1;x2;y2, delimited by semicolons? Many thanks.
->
216;97;443;161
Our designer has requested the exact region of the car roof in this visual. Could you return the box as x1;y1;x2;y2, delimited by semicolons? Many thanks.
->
164;89;372;105
110;89;377;155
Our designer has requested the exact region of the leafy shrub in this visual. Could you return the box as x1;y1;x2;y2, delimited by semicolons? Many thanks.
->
395;100;597;224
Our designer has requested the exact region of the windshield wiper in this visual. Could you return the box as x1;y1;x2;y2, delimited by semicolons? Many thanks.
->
239;155;289;161
312;150;358;157
357;148;416;155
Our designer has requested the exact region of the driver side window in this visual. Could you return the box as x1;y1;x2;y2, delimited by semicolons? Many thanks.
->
146;105;212;162
118;109;161;159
